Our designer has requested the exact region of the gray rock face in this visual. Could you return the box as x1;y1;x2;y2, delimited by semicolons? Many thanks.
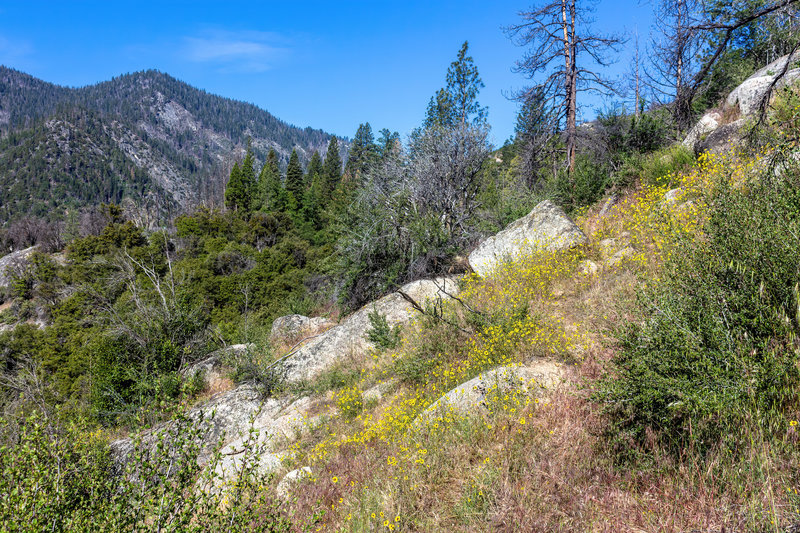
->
682;111;721;149
276;467;313;500
110;384;271;467
0;246;38;289
605;247;635;268
204;450;284;495
468;200;587;277
663;188;683;206
684;52;800;151
579;260;599;276
695;119;747;155
421;362;564;420
270;315;335;344
180;344;252;388
281;277;459;383
726;52;800;115
361;379;397;405
598;194;619;217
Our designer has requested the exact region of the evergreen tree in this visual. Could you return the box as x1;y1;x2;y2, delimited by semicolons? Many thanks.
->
344;123;378;177
422;42;487;130
322;137;342;194
285;149;304;202
257;149;284;212
423;88;455;129
239;141;256;213
224;162;246;212
306;151;323;188
301;171;325;230
377;128;401;160
446;41;487;126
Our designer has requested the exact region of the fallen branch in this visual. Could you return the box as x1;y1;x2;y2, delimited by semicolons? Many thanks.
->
396;288;471;334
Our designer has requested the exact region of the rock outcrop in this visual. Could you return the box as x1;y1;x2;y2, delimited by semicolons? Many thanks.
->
270;314;335;344
281;277;459;383
682;111;722;149
180;343;252;389
276;467;313;500
0;246;38;290
726;53;800;115
110;384;268;466
468;200;587;277
421;362;564;420
684;52;800;152
695;119;747;155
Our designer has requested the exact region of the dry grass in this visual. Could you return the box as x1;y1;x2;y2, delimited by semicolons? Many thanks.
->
263;169;800;531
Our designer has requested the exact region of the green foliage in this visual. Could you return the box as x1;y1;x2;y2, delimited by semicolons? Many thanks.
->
365;308;401;350
424;41;487;129
224;345;284;397
599;161;800;458
257;149;285;213
0;411;294;532
322;137;343;194
345;123;379;178
284;149;304;203
225;161;249;213
638;144;696;187
550;154;610;212
767;82;800;146
394;313;465;385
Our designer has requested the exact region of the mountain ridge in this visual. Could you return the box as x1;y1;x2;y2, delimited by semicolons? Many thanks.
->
0;66;346;224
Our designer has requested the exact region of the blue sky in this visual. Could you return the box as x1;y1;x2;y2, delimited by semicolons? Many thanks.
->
0;1;653;145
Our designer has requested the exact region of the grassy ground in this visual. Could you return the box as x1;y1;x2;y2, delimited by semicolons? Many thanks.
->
257;147;800;532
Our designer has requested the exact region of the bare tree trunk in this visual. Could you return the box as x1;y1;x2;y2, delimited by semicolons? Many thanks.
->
562;0;577;176
634;30;642;117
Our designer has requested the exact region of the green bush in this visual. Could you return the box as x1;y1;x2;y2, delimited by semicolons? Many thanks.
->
394;314;466;385
599;161;800;458
0;411;294;532
365;308;401;350
224;345;284;397
636;144;696;187
550;154;610;212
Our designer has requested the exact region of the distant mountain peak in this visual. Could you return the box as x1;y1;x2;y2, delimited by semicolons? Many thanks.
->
0;67;346;225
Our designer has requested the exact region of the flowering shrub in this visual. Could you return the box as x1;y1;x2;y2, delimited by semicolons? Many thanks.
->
598;141;800;456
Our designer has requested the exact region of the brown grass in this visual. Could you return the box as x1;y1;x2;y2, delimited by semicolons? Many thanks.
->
262;201;800;532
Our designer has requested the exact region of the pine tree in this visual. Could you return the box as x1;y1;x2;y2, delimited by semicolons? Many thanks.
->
345;123;378;177
306;151;323;187
224;162;245;212
239;141;256;213
258;148;284;211
322;137;342;194
285;149;304;203
422;42;487;130
446;41;487;126
423;88;455;129
377;129;401;160
301;171;324;229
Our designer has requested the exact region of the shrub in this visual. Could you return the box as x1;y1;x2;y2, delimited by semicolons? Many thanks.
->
335;386;363;420
599;159;800;458
550;154;610;212
637;144;696;187
0;411;293;532
365;308;401;350
224;345;284;397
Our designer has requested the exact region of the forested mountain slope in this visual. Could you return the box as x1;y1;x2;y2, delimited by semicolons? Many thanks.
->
0;67;341;223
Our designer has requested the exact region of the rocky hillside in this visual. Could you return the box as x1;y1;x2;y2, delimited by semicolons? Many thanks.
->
0;67;343;223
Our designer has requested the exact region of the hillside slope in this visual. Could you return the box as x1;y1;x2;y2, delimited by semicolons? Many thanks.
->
0;67;342;222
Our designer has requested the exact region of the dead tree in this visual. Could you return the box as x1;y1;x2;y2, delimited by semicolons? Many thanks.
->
649;0;800;127
646;0;702;128
506;0;624;177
